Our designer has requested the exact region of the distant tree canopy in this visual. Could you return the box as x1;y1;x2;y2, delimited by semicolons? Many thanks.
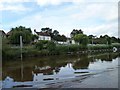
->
111;36;118;43
74;34;88;46
70;29;83;38
106;37;112;45
118;38;120;43
41;27;52;35
40;27;67;42
95;35;112;45
53;35;67;42
87;35;117;45
88;35;96;44
8;26;33;44
6;26;120;45
70;29;88;46
53;30;59;36
88;35;96;39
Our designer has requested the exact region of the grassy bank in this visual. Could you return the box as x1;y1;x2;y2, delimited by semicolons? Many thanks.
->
2;43;120;60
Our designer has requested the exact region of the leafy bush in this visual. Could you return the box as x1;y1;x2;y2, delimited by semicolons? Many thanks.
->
3;48;21;59
47;41;56;52
68;45;79;52
35;41;44;50
56;45;68;54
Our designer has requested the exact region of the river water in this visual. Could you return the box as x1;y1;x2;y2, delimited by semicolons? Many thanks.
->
2;52;120;88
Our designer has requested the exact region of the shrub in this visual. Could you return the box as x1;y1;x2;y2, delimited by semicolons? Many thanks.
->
35;41;44;50
47;41;56;52
56;45;68;54
68;45;79;52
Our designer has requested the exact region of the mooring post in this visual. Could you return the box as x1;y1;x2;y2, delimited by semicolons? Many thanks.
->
20;36;23;80
20;36;23;60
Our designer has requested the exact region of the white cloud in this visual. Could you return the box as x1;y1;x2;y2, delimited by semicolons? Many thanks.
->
36;0;119;7
71;3;118;22
83;22;118;37
3;13;43;32
0;0;32;3
1;0;119;4
86;0;119;2
0;0;33;12
36;0;84;6
2;0;118;38
4;10;118;37
0;12;2;29
0;4;30;12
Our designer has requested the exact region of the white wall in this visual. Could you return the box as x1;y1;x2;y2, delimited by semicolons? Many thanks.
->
38;35;51;41
57;40;78;45
71;40;76;44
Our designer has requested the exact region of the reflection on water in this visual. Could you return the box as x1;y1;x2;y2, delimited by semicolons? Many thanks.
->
2;52;120;87
33;63;75;82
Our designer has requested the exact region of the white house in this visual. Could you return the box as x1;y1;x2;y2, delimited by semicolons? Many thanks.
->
34;29;78;45
66;38;78;45
34;29;51;41
55;38;77;45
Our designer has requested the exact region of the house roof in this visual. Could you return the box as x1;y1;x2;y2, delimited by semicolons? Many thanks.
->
36;32;51;36
6;31;12;37
0;30;6;35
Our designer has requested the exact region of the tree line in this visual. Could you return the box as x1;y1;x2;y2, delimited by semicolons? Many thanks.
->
2;26;120;59
4;26;120;46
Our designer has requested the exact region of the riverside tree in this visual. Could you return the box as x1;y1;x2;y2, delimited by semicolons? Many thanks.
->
74;34;88;46
8;26;33;44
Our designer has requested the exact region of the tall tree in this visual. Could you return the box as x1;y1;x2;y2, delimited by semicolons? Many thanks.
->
8;26;33;44
74;34;88;46
111;36;118;43
88;35;96;44
103;35;111;45
70;29;83;38
53;30;59;36
41;27;52;34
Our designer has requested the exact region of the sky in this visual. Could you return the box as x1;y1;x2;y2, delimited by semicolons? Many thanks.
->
0;0;119;38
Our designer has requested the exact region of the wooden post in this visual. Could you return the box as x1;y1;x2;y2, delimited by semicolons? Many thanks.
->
20;36;23;81
20;36;23;60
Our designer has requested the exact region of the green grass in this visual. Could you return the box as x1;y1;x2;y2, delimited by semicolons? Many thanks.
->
2;43;120;60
